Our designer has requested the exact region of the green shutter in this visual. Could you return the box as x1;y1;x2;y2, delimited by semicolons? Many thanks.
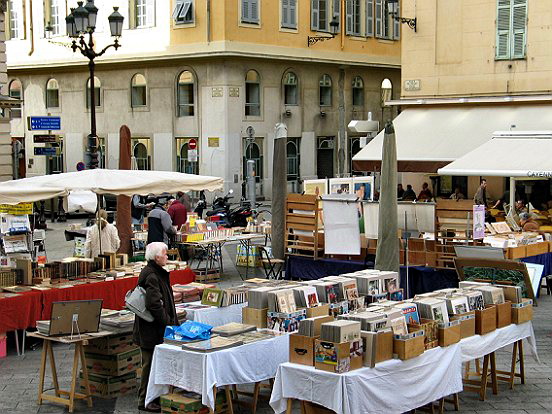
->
512;0;527;58
375;0;382;37
289;0;297;27
346;0;353;35
333;0;340;31
496;0;511;59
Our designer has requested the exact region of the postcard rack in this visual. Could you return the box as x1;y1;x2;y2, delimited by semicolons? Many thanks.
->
285;194;324;259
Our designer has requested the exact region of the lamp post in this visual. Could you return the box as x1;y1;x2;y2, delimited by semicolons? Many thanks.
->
307;16;340;47
66;1;124;169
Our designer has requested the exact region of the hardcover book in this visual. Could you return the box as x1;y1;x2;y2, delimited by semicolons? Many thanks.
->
201;288;224;307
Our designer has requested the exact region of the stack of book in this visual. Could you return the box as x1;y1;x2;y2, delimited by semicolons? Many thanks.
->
292;286;320;308
211;322;257;336
298;315;333;337
248;286;275;309
312;282;339;304
414;298;450;324
320;320;361;343
221;286;249;306
267;289;297;313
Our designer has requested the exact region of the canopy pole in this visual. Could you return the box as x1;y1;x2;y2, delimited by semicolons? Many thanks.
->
97;194;102;257
509;177;516;211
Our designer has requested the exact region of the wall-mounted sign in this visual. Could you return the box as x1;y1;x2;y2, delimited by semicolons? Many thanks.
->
188;149;198;162
34;147;58;156
188;138;197;150
208;137;220;147
404;79;421;91
0;203;33;215
33;134;59;143
229;87;239;98
28;116;61;131
212;87;223;97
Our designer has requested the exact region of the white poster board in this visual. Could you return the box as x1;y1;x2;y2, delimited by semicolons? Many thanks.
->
363;202;436;239
322;194;360;255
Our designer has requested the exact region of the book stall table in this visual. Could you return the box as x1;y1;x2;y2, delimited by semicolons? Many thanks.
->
181;301;247;326
269;343;463;414
145;333;290;412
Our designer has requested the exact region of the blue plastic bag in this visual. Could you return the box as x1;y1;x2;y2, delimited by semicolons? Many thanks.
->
164;320;213;342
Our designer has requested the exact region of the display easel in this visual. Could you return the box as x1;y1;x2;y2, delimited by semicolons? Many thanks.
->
27;332;112;413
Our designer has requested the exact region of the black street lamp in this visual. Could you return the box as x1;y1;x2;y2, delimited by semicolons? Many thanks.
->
66;1;124;169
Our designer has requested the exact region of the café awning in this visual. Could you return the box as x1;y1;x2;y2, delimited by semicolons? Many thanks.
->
352;104;552;173
437;131;552;177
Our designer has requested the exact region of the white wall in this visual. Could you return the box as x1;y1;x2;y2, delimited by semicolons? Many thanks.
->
153;133;173;171
64;132;83;172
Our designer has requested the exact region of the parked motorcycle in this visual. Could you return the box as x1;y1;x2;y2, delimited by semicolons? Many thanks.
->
194;190;207;218
205;189;254;227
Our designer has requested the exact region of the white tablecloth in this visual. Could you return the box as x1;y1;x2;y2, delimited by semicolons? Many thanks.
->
270;344;463;414
460;321;538;362
182;301;246;326
146;333;290;410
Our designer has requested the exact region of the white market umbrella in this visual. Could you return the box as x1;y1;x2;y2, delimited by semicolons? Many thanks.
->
0;169;224;205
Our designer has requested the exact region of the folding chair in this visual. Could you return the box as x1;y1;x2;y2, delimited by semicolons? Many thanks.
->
257;246;284;280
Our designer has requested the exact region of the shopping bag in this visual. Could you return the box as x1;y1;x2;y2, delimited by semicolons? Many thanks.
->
164;320;213;341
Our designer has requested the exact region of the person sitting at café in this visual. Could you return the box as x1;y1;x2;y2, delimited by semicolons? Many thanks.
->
417;182;433;201
519;212;540;232
450;186;465;200
402;184;417;201
397;184;405;199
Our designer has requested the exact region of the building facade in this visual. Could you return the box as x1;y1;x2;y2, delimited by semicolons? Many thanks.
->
357;0;552;203
7;0;401;196
0;0;15;182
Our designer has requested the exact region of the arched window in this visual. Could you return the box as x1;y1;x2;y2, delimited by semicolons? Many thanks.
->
131;74;147;107
8;79;22;118
46;78;60;108
352;76;364;106
86;76;101;108
245;70;260;116
176;140;199;174
286;139;299;181
381;78;393;106
133;142;150;170
177;71;195;117
243;140;263;181
319;74;332;106
284;72;298;106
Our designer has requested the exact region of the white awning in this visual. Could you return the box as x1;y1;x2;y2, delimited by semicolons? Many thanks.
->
352;105;552;172
437;132;552;177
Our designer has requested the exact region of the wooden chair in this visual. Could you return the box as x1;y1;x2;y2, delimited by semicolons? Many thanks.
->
258;245;284;280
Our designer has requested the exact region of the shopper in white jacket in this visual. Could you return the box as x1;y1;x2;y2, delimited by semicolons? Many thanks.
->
85;210;121;258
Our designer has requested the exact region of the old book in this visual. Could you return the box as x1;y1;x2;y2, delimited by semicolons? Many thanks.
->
445;295;470;315
211;323;257;337
181;336;243;353
495;284;522;304
394;303;420;324
389;316;408;336
474;285;505;305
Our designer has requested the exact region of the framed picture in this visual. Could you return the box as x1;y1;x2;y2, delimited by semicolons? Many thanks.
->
329;178;353;195
352;176;374;201
303;179;328;196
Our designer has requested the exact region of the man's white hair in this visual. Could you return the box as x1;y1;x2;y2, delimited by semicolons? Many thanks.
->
145;242;168;261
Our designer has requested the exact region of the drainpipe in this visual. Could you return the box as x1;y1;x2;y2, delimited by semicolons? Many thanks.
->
28;0;34;56
206;0;211;44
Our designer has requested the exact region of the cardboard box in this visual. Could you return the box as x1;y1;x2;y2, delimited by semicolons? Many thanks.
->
362;330;394;367
306;303;330;318
289;334;318;366
79;371;137;399
85;348;141;377
408;318;438;348
496;301;512;328
526;242;548;257
393;334;425;360
438;320;462;347
160;390;226;414
475;305;497;335
85;333;138;355
506;246;527;259
450;311;476;339
242;307;268;329
314;339;363;373
512;299;533;324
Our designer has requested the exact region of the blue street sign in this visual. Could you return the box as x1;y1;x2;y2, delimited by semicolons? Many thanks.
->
34;147;58;156
29;116;61;131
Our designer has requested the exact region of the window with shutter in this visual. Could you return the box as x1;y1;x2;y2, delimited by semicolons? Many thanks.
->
242;0;259;24
375;0;382;37
392;0;400;39
366;0;374;36
319;0;328;31
289;0;297;28
242;0;250;22
346;0;353;35
145;0;155;27
333;0;340;32
512;0;526;58
174;0;194;24
311;0;319;30
495;0;526;60
282;0;289;27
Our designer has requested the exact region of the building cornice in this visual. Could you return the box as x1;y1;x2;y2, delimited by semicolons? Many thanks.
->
387;94;552;107
7;41;401;73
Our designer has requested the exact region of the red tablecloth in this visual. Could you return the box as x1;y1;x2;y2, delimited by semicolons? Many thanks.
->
0;291;43;332
0;267;196;333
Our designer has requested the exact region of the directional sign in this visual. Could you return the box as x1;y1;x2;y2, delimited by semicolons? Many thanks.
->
28;116;61;131
33;134;58;143
188;139;197;150
34;147;58;156
188;149;198;163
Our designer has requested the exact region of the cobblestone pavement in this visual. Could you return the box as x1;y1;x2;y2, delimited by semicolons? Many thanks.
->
1;219;551;413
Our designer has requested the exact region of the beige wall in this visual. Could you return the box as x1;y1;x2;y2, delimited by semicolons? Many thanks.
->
0;10;11;181
401;0;552;98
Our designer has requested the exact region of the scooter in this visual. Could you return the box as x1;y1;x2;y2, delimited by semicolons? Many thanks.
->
205;190;234;224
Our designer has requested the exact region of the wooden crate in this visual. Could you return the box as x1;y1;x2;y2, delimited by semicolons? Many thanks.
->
285;194;324;259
